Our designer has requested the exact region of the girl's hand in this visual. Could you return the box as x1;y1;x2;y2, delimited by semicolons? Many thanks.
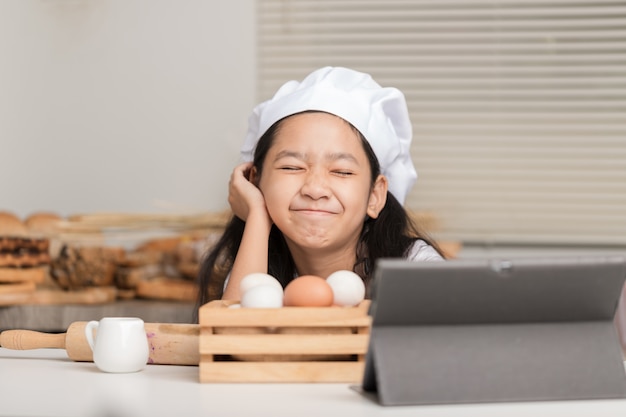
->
228;162;268;222
222;163;273;301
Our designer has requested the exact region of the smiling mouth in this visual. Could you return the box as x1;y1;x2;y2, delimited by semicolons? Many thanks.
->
292;208;337;215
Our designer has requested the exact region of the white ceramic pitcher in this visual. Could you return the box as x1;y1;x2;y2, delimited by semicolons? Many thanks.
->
84;317;149;373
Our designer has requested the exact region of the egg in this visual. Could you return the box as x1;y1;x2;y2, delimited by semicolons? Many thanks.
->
240;284;284;308
239;272;283;294
283;275;334;307
325;270;365;307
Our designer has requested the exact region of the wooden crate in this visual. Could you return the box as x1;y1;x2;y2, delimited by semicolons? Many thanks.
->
198;299;371;383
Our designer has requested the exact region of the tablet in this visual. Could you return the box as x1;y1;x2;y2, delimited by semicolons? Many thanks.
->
368;256;626;326
361;256;626;405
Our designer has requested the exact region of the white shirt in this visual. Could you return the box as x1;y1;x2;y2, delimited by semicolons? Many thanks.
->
406;239;445;262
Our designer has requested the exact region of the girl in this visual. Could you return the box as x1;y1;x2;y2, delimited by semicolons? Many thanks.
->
195;67;444;312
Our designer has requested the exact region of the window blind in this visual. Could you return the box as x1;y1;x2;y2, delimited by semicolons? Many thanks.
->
257;0;626;246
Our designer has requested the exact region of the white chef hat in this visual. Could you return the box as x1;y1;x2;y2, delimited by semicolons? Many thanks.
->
241;66;417;205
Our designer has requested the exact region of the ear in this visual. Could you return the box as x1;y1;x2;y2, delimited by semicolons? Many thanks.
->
367;175;388;219
248;165;260;186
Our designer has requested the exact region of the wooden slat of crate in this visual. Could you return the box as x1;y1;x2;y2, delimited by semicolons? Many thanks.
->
200;333;369;355
200;360;365;383
199;300;371;327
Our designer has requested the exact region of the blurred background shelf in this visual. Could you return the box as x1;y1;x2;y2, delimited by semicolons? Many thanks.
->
0;299;195;332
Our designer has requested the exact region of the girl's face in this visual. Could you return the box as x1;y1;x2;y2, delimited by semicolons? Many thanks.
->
257;112;387;255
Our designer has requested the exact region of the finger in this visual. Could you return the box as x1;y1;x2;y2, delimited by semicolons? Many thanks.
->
235;161;253;172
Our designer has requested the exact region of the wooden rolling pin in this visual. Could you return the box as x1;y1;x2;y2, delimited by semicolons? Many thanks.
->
0;322;199;365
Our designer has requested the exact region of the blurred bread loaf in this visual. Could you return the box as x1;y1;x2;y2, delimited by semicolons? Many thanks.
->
50;245;125;290
25;212;63;236
24;211;64;259
0;211;28;237
0;211;49;285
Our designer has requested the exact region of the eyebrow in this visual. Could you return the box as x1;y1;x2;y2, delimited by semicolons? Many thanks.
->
273;150;360;164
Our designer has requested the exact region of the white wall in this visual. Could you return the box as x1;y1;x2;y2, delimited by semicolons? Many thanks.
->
0;0;256;219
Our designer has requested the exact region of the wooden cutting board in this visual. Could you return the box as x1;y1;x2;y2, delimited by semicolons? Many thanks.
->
0;286;117;306
136;278;197;302
0;267;47;284
0;281;36;294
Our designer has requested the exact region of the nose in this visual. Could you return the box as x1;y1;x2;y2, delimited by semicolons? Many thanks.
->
300;169;331;200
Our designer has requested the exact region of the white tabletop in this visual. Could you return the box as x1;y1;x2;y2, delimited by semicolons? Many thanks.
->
2;348;626;417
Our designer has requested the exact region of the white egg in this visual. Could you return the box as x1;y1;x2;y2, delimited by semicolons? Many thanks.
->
240;284;284;308
326;270;365;307
240;273;283;294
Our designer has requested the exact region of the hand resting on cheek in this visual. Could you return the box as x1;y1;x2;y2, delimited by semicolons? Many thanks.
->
228;161;270;224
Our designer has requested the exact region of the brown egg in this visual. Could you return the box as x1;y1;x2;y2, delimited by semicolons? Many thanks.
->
283;275;334;307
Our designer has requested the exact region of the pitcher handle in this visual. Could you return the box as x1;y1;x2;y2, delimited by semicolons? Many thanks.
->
84;321;99;352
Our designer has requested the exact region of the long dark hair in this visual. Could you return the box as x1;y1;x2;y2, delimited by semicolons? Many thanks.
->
194;112;443;319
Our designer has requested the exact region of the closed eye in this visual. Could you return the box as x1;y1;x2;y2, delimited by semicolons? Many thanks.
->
332;170;354;177
279;166;303;172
